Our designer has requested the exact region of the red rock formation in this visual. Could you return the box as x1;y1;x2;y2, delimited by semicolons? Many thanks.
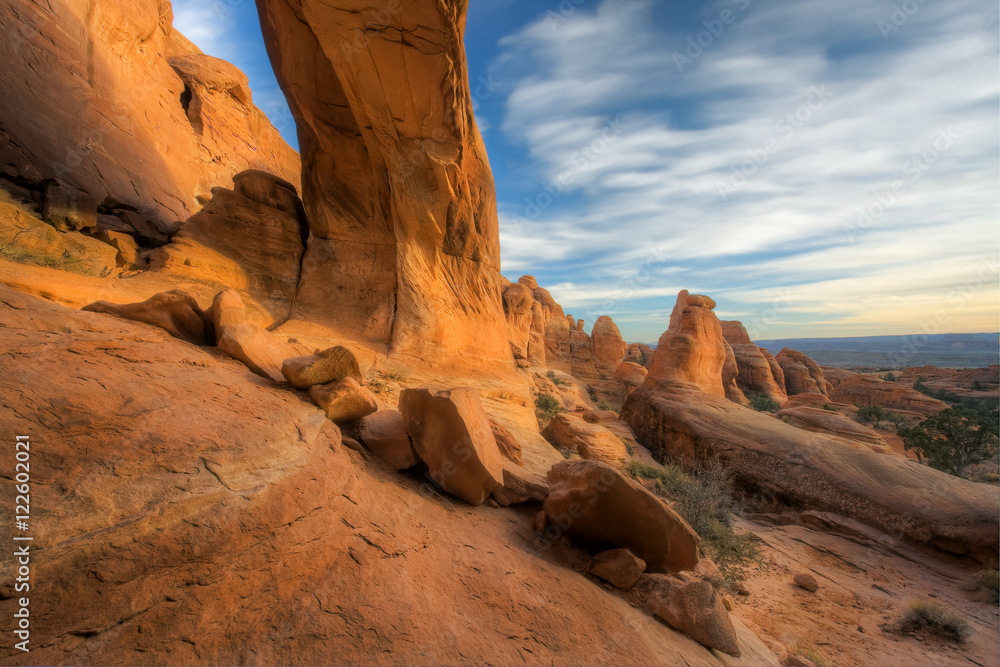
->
399;387;504;505
776;349;832;396
776;406;895;454
503;282;534;361
623;293;999;562
0;0;299;224
625;343;655;366
543;460;701;574
723;340;750;406
646;290;726;397
570;323;600;379
256;0;510;366
593;315;628;379
827;372;948;417
542;413;630;466
0;284;781;665
721;321;787;403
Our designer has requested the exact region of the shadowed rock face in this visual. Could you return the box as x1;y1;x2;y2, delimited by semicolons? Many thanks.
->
256;0;510;366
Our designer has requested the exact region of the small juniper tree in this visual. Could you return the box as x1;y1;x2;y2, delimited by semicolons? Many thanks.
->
899;407;999;479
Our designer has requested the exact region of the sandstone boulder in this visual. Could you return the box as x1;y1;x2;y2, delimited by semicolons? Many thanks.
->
491;463;550;507
776;349;832;396
589;548;646;591
209;289;247;343
646;291;726;396
542;413;630;466
543;460;700;573
358;409;419;470
217;323;303;382
399;388;504;505
639;573;740;657
282;346;363;389
83;290;213;345
95;229;145;271
793;573;819;592
309;377;378;423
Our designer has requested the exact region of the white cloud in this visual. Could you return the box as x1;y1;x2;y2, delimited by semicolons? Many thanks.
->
493;0;999;341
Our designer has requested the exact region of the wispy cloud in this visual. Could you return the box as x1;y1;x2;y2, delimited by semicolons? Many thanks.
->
492;0;999;341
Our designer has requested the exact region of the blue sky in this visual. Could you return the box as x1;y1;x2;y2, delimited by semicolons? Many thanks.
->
172;0;999;343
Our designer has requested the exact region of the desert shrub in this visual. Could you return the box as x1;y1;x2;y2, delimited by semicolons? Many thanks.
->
383;367;410;382
626;460;762;590
790;639;827;666
546;370;563;386
747;393;780;413
618;436;634;456
535;394;560;425
884;372;897;382
365;374;387;394
890;600;973;642
857;405;890;428
963;569;999;604
597;400;620;413
973;381;985;391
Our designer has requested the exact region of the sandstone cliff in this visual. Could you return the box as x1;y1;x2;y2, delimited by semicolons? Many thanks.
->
0;0;299;225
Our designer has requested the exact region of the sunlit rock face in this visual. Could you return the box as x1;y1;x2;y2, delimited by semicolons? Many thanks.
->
0;0;299;224
257;0;512;368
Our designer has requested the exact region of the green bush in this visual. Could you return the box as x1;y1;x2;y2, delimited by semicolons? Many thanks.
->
546;370;563;386
884;372;897;382
626;460;762;590
747;393;780;413
891;600;973;642
535;394;561;424
899;407;999;479
857;405;890;428
597;400;620;413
